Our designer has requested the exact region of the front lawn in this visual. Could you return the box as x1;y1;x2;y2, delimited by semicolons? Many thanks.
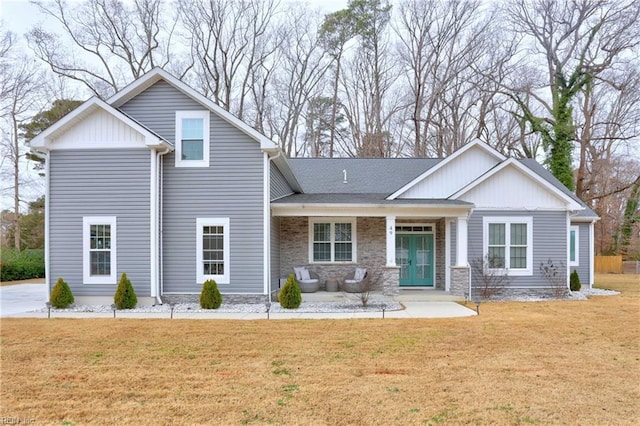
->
1;274;638;424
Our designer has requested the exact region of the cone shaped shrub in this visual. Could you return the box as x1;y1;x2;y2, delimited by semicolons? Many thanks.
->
50;277;74;308
279;274;301;309
114;272;137;309
200;279;222;309
570;270;581;291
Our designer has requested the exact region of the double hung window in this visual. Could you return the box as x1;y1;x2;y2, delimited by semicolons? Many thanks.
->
176;111;209;167
309;219;356;263
196;218;230;284
483;217;532;275
83;216;117;284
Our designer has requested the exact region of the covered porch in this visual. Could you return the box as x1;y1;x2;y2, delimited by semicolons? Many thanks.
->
271;200;474;296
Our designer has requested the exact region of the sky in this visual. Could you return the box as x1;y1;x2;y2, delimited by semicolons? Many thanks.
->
1;0;350;37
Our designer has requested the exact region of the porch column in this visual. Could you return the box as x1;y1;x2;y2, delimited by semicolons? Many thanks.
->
456;216;468;266
385;216;396;266
445;219;451;291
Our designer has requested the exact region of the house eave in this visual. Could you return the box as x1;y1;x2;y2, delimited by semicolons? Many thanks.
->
271;203;474;217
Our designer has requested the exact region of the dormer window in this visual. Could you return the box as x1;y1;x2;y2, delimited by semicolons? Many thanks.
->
175;111;209;167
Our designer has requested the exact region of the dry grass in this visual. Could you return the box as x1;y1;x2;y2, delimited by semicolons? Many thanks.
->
1;274;638;425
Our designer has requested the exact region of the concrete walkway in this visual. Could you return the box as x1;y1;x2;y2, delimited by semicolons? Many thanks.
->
1;282;477;319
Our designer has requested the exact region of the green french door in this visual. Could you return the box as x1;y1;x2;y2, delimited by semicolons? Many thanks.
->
396;234;434;287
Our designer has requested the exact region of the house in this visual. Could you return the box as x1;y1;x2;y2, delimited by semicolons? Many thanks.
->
30;68;599;305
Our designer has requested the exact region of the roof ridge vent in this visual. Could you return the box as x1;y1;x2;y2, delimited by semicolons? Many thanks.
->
343;169;348;184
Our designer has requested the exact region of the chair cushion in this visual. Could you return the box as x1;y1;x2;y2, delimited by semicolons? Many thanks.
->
354;267;367;281
299;268;311;281
299;279;319;284
345;279;358;284
293;266;306;280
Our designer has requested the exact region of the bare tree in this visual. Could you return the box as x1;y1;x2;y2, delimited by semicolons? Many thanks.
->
268;7;332;156
179;0;280;121
0;32;44;251
504;0;640;190
28;0;183;98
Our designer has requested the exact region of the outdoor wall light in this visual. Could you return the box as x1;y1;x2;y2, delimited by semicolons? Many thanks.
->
111;303;117;318
45;302;51;318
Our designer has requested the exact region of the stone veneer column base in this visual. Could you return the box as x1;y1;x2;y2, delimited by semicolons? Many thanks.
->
450;266;470;296
382;266;401;296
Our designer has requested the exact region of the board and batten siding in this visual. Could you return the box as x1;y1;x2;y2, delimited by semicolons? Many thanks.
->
270;162;293;200
120;80;265;294
49;149;151;296
468;210;567;287
572;222;591;287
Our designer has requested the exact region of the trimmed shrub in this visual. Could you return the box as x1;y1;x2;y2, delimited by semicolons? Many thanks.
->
200;279;222;309
570;270;582;292
50;277;74;308
279;274;301;309
114;273;137;309
0;248;45;281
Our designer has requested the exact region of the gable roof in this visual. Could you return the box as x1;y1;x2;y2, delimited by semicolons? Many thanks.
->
450;158;584;210
107;68;278;152
288;158;441;194
519;158;598;219
29;97;171;151
387;140;506;200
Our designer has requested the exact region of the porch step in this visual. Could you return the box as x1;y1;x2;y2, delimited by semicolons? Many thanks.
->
395;289;463;302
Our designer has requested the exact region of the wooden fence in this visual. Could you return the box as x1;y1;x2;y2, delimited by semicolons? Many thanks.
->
595;256;623;273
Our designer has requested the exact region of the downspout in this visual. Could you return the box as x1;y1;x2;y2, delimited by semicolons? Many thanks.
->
266;150;282;303
35;149;51;299
155;146;171;304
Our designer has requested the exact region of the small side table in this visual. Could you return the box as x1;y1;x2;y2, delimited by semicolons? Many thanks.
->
326;278;338;292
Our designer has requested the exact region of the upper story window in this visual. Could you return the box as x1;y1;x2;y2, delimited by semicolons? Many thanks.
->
175;111;210;167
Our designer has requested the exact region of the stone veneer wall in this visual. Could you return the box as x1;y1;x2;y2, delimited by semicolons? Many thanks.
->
279;217;387;291
450;266;469;296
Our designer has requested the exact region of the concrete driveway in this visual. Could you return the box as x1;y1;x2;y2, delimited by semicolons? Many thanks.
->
0;281;47;317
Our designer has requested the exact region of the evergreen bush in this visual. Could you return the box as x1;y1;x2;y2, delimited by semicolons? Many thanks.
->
200;279;222;309
279;274;301;309
114;272;137;309
570;270;582;292
50;277;74;308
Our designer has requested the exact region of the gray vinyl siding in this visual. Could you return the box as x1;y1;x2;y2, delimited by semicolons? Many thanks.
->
120;80;265;294
572;222;591;286
270;216;281;293
468;210;567;287
270;162;293;200
49;149;151;296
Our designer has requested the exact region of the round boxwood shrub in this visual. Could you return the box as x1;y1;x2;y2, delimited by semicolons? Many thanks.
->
570;270;582;292
279;274;301;309
200;279;222;309
50;277;74;308
114;272;137;309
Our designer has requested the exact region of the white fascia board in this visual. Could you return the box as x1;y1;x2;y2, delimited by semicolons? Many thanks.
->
450;158;584;211
271;204;473;218
570;216;600;223
29;97;169;151
108;68;278;151
270;152;304;193
387;140;506;200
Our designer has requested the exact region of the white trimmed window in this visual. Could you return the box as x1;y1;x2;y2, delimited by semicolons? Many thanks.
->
175;111;210;167
570;226;579;266
309;218;356;263
83;216;117;284
483;217;533;276
196;218;230;284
